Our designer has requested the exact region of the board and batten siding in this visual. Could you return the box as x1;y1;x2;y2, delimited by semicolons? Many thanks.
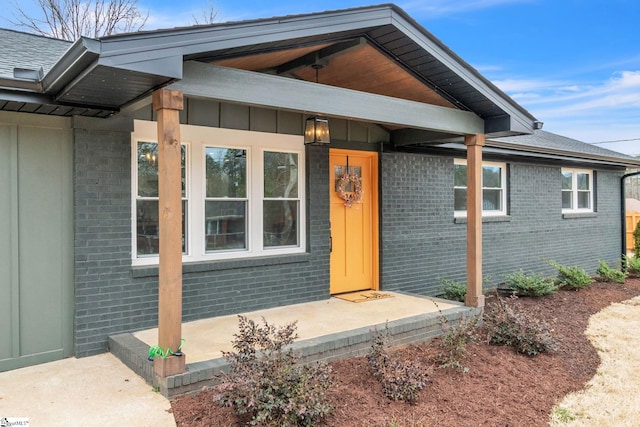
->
0;112;74;371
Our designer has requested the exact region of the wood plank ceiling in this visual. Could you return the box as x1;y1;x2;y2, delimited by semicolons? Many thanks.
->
212;40;456;111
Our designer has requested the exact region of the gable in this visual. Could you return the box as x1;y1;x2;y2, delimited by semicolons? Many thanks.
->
0;4;537;139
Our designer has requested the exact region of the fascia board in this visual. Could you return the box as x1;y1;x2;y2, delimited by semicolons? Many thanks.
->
485;141;640;168
388;9;536;134
42;37;101;94
96;7;395;69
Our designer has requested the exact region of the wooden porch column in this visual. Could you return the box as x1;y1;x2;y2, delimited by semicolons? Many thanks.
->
464;134;485;308
153;88;185;377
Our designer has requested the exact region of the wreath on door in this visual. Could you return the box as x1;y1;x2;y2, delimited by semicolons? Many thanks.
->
336;173;363;207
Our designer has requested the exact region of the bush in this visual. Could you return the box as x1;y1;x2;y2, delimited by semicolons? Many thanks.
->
596;259;627;283
625;254;640;276
437;314;480;372
367;327;430;403
548;260;593;290
484;296;556;356
214;316;332;427
504;269;558;296
438;276;492;302
439;278;467;302
634;220;640;258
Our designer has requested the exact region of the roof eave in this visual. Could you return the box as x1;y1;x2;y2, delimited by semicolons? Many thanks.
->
41;36;101;94
485;140;640;168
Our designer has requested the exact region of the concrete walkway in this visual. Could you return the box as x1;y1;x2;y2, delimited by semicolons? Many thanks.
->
0;353;176;427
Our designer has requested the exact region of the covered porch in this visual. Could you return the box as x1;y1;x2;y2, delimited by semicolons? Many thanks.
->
109;292;476;397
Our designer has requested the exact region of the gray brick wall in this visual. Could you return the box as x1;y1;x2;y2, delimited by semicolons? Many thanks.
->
73;119;623;357
380;151;624;295
74;123;330;357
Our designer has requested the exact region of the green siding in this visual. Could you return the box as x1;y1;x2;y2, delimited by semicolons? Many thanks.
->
0;125;15;362
0;115;73;371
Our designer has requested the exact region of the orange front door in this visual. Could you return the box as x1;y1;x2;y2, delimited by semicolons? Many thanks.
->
329;149;378;294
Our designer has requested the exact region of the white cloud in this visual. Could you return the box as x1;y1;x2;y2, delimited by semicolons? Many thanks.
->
485;69;640;154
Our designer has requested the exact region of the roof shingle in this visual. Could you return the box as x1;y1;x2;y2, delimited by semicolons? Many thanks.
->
0;28;71;79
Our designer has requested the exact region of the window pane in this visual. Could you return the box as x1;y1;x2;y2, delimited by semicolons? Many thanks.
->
205;201;246;251
205;147;247;198
138;142;187;197
483;189;502;211
562;172;573;190
454;164;467;187
136;200;187;255
264;152;298;198
454;188;467;211
264;200;299;247
482;166;501;188
562;190;573;209
578;191;590;209
138;142;158;197
577;173;590;190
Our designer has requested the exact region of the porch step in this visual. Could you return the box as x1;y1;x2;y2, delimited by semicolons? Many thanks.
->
109;301;478;398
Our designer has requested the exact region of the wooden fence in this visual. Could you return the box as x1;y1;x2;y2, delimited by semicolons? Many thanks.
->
626;211;640;252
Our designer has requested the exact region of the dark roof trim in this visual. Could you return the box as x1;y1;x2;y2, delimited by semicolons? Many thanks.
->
386;7;536;134
436;141;640;168
485;140;640;168
42;37;101;94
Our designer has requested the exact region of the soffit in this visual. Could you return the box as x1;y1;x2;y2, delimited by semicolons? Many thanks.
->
211;41;455;109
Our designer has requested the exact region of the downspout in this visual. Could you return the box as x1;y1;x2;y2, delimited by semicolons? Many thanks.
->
621;171;640;269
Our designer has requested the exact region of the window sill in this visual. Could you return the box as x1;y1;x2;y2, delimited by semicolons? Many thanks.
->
562;212;597;219
131;253;311;278
454;215;511;224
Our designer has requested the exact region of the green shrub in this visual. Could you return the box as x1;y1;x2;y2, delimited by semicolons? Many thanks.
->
438;278;467;302
625;254;640;276
438;276;492;302
634;220;640;258
504;269;558;296
437;314;480;372
484;296;556;356
367;327;430;403
548;260;593;290
214;316;332;427
596;260;627;283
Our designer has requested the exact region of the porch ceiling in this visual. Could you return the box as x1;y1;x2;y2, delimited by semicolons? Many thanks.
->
211;40;457;111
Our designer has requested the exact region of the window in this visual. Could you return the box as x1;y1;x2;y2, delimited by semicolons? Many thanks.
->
454;159;507;217
135;141;188;257
561;168;593;212
132;120;305;265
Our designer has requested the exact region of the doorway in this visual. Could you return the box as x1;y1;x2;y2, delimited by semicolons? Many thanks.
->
329;149;379;294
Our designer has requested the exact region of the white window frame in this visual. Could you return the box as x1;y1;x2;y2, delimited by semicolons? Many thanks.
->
131;120;306;266
454;159;507;217
561;168;593;213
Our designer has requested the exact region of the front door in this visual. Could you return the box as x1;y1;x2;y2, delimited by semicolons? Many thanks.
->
329;149;378;294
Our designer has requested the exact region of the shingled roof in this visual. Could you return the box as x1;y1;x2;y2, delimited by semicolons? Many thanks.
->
488;130;640;165
0;29;71;79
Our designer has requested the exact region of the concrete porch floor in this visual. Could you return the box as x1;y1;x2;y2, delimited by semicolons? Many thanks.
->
110;291;476;397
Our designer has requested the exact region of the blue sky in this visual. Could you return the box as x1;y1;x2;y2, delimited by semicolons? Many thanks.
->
2;0;639;155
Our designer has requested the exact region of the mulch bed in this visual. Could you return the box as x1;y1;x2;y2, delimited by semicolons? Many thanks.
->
170;278;640;426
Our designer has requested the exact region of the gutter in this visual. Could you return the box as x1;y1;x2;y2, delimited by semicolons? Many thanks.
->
486;141;640;168
41;36;101;94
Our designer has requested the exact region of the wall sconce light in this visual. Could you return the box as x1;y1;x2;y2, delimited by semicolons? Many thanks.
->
304;116;330;144
304;64;330;145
